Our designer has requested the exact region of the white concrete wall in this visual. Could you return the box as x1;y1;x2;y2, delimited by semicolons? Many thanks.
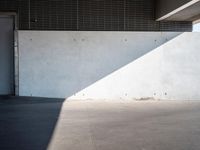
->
18;31;200;100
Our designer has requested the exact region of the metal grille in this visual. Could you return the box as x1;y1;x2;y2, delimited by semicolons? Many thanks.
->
0;0;192;31
78;0;125;31
30;0;77;30
125;0;159;31
159;21;192;32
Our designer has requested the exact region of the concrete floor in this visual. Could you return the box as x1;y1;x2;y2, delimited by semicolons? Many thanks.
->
1;97;200;150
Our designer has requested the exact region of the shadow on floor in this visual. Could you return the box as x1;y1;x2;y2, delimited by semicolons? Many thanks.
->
0;96;65;150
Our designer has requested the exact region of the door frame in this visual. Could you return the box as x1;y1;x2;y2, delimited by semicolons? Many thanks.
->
0;12;19;96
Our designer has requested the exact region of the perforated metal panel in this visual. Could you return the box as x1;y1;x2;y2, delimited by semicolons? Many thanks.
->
30;0;77;30
78;0;125;31
0;0;192;31
159;21;192;31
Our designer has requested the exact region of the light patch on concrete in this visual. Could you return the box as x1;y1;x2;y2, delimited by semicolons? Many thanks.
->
48;100;200;150
18;31;200;100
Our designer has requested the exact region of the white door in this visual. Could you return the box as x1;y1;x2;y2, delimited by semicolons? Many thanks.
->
0;15;14;95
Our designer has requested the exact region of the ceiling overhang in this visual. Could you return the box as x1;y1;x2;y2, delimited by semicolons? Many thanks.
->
156;0;200;22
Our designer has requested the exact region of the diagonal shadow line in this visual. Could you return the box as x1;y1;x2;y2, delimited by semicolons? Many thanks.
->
57;32;183;99
0;32;184;150
65;33;186;99
19;31;183;99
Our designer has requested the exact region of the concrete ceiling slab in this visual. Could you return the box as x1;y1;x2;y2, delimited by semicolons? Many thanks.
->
165;1;200;21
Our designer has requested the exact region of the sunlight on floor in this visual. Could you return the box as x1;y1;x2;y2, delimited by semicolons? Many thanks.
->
47;100;200;150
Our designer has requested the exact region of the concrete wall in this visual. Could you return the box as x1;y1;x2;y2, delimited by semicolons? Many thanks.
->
18;31;200;100
156;0;192;19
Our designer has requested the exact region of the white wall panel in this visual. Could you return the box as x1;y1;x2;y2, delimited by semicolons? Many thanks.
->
18;31;200;100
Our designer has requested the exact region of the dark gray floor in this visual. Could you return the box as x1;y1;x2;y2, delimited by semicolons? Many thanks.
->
0;96;65;150
1;97;200;150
